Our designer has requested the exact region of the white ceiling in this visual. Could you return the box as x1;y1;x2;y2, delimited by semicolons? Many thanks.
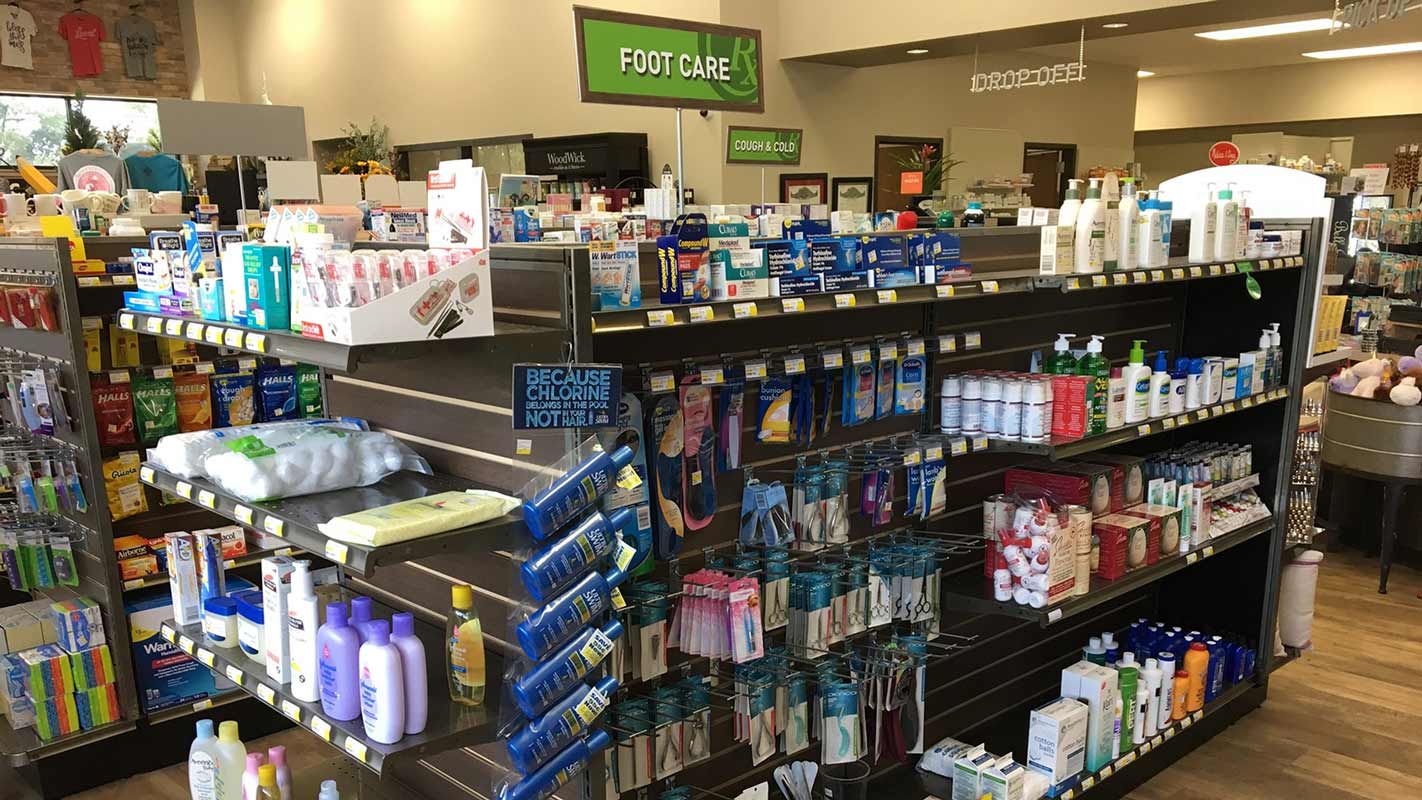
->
1025;9;1422;77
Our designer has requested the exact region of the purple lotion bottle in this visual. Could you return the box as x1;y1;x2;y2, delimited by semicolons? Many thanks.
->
316;602;361;721
390;612;428;734
349;596;373;644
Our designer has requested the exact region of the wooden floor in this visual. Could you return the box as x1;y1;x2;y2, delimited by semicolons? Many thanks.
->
68;548;1418;800
1128;547;1422;800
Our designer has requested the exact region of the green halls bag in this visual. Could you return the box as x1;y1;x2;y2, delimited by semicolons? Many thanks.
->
132;374;178;444
296;365;324;417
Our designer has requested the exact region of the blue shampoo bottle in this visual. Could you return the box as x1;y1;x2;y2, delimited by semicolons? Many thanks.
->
506;675;619;774
511;619;624;719
521;508;632;601
516;567;628;660
497;729;612;800
523;446;635;541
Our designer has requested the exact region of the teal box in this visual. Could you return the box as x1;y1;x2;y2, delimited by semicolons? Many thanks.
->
242;244;291;330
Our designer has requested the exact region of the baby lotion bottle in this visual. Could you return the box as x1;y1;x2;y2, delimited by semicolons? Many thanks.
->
317;602;361;721
359;620;406;745
241;753;264;800
1124;340;1152;424
448;584;487;706
267;746;290;800
287;562;320;703
1074;178;1106;273
215;721;246;800
1148;351;1171;418
349;596;373;645
189;720;223;800
391;613;428;735
1189;184;1218;263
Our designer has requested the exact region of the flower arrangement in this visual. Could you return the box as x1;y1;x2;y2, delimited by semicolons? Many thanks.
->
324;118;393;176
892;143;964;195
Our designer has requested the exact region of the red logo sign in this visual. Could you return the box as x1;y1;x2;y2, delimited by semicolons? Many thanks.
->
899;171;924;194
1209;141;1240;167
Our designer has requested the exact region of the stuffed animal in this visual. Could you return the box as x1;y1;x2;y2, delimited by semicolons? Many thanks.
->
1352;375;1381;398
1352;358;1389;379
1390;377;1420;407
1330;367;1360;394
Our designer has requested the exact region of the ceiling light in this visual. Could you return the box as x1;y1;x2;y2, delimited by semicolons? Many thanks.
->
1102;22;1129;29
1196;18;1340;40
1303;41;1422;58
906;48;929;55
1137;70;1155;77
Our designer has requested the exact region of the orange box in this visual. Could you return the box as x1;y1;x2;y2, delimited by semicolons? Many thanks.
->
113;535;158;581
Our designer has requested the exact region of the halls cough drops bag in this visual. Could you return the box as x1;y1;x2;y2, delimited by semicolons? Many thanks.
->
174;372;213;432
132;374;178;444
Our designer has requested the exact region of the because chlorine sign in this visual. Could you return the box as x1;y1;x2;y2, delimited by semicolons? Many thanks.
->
574;6;764;111
726;126;802;165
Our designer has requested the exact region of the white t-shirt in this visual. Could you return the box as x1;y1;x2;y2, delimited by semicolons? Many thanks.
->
2;5;35;70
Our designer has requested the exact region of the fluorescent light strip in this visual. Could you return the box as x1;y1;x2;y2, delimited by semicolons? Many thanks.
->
1304;41;1422;59
1137;70;1155;78
1196;18;1339;40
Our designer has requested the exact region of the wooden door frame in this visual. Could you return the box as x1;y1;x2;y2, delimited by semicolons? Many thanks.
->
1024;142;1078;202
873;134;946;211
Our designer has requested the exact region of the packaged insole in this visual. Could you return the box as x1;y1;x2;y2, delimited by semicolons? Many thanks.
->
211;373;256;428
174;372;213;432
256;365;298;422
757;378;792;443
875;358;896;420
895;355;926;414
681;384;716;531
132;374;178;444
647;395;684;559
844;364;875;426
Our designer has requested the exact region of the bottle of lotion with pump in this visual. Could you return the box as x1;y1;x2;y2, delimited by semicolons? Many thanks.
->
1136;193;1161;269
1045;333;1078;374
1189;183;1218;263
1118;178;1139;270
1107;367;1126;429
1124;340;1152;424
1149;351;1171;418
1074;178;1106;273
1215;185;1239;261
1060;179;1084;227
286;561;320;703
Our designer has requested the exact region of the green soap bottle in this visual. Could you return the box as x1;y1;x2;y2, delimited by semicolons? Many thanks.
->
1078;334;1110;435
1117;652;1140;755
1046;333;1078;375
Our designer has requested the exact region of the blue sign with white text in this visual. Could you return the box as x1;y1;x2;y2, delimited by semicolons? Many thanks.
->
513;364;622;429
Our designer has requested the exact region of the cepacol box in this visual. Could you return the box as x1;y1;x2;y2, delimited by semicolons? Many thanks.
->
1123;504;1182;563
1070;454;1145;507
1093;513;1151;580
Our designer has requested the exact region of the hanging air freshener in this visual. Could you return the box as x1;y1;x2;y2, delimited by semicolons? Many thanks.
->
647;394;684;560
681;383;716;531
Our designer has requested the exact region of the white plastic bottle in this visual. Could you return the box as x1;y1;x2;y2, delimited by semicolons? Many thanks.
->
287;561;320;703
189;720;224;800
1106;367;1126;430
1060;178;1084;228
1111;694;1123;756
1236;189;1252;259
1123;340;1152;424
1215;184;1239;262
1103;173;1120;271
1074;178;1106;273
318;781;340;800
359;619;406;745
1117;178;1139;271
1154;195;1173;267
390;612;428;735
214;721;247;800
1188;184;1218;263
1140;658;1163;738
268;746;291;800
1136;193;1161;269
1148;351;1171;418
241;753;264;800
1269;322;1284;389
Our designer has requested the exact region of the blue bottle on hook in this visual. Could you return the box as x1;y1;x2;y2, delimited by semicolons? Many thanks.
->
506;675;619;774
523;446;635;541
511;619;624;719
497;729;612;800
517;567;628;660
521;508;633;602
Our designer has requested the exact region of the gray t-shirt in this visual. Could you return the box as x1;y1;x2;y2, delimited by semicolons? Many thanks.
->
115;14;158;80
57;151;130;194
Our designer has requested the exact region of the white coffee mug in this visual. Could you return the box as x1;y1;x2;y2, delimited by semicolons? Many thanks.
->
59;189;89;208
2;192;27;218
120;189;153;214
152;190;182;214
30;194;61;216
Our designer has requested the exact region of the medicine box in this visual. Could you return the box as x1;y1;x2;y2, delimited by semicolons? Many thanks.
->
126;581;246;714
242;244;292;330
1039;224;1075;275
262;555;296;683
1060;661;1118;772
50;597;105;653
710;248;769;301
1027;697;1087;795
114;534;160;581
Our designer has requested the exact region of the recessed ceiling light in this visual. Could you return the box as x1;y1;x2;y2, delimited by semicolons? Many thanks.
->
1137;70;1156;78
1303;41;1422;58
1102;22;1129;29
1196;18;1341;40
906;48;929;55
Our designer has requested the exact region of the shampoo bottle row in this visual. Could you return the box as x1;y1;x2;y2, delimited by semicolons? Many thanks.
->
189;721;292;800
313;599;428;745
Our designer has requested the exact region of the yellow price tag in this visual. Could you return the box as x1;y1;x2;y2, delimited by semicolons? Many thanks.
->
646;309;674;328
1137;424;1152;436
784;355;806;375
1162;418;1175;429
223;329;245;348
699;367;724;385
851;348;871;365
649;373;675;393
1112;273;1128;286
256;684;276;705
1151;270;1165;282
821;350;843;369
834;293;857;309
197;648;215;667
950;438;968;456
77;276;99;288
205;327;225;345
263;516;285;536
178;635;195;654
310;716;333;741
964;332;982;349
193;698;213;711
732;302;757;319
119;313;135;330
1188;266;1203;278
165;318;185;336
781;298;804;313
1171;269;1185;280
175;481;193;499
1208;265;1221;276
936;284;955;298
876;289;897;303
245;333;267;352
140;466;155;483
160;624;175;641
145;317;163;334
198;490;216;509
1186;552;1199;564
744;360;767;380
1092;275;1108;288
343;738;369;762
981;280;1000;293
1068;279;1081;291
324;540;349;564
688;306;715;323
280;699;301;721
1132;272;1147;283
234;504;254;525
1203;545;1215;558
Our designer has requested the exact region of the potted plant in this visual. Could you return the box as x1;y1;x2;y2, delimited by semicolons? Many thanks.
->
893;143;964;212
325;118;393;176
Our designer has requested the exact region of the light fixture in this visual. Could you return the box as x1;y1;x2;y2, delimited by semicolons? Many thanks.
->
906;48;929;55
1137;70;1156;78
1102;22;1129;29
1195;18;1341;40
1303;41;1422;58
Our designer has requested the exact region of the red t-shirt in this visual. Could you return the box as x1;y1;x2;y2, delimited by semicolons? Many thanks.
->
58;11;105;77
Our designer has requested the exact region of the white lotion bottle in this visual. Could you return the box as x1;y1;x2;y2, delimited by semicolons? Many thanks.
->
1215;184;1239;262
1237;189;1251;259
287;561;320;703
1107;367;1126;430
1188;184;1217;263
1136;193;1161;269
1060;178;1084;228
1118;178;1139;271
1074;178;1106;273
1103;172;1120;271
1148;351;1171;418
1124;340;1152;424
1141;658;1163;738
359;620;406;745
189;720;224;800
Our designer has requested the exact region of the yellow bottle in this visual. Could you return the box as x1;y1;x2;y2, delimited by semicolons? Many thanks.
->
447;584;486;706
257;764;280;800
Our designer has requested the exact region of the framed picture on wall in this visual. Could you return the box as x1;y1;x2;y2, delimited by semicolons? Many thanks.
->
832;177;873;213
779;172;828;205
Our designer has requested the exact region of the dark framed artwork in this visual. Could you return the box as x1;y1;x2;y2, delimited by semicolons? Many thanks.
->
779;172;828;205
832;177;873;213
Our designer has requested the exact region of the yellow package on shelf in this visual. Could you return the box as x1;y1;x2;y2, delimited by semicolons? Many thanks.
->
318;490;519;547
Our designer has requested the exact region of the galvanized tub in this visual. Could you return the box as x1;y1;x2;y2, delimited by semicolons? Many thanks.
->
1321;390;1422;481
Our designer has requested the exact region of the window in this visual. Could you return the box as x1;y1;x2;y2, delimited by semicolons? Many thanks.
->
0;93;160;168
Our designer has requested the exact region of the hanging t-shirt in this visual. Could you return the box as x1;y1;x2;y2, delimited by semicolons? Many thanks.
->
2;5;36;70
58;151;129;194
57;10;104;78
124;153;188;193
115;14;158;80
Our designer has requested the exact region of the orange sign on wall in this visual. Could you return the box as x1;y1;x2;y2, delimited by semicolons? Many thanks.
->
899;171;924;194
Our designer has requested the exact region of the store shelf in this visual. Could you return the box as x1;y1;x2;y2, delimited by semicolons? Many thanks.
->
1048;255;1304;293
0;715;136;767
138;463;526;578
940;516;1275;627
142;690;248;725
74;274;136;288
590;272;1036;333
989;388;1290;460
1205;473;1260;501
1058;681;1254;798
121;546;298;592
158;614;498;777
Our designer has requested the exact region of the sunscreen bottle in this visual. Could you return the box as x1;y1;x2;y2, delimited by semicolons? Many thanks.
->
521;508;633;601
523;446;635;540
497;730;612;800
1183;642;1209;712
511;619;623;719
506;675;619;775
516;568;628;660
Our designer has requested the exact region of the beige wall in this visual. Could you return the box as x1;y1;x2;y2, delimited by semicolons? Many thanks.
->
1137;53;1422;131
181;0;240;102
190;0;1140;204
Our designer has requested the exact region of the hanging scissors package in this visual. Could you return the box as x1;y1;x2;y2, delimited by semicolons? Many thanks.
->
763;550;790;632
624;581;668;681
612;699;653;792
783;672;811;755
680;677;713;766
652;686;685;779
739;477;792;548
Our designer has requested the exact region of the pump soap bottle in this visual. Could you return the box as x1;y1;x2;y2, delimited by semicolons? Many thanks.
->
1060;179;1084;228
286;561;320;703
1074;178;1106;274
1124;340;1152;424
1189;184;1219;263
1118;178;1140;271
1046;333;1078;375
1078;335;1110;435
